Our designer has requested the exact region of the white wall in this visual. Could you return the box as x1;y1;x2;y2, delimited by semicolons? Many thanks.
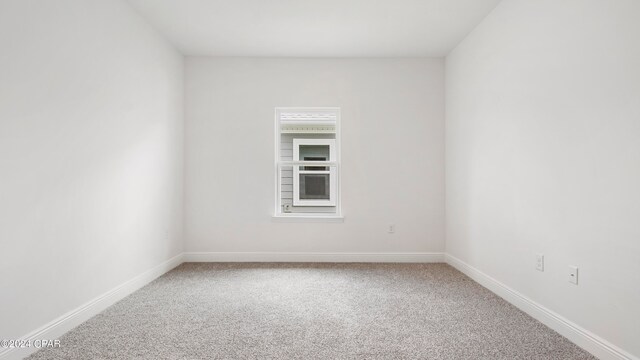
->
446;0;640;357
0;0;184;341
186;58;444;254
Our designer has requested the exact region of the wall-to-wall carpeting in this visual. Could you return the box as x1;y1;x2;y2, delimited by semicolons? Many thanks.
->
29;263;594;359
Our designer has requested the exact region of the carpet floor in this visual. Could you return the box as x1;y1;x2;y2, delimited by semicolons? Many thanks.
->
29;263;595;359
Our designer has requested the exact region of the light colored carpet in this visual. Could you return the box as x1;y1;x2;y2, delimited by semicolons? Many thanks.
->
29;263;595;359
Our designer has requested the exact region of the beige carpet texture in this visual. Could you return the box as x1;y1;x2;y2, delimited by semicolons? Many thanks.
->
28;263;595;359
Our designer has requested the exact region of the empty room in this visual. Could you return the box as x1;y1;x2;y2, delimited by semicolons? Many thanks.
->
1;0;638;359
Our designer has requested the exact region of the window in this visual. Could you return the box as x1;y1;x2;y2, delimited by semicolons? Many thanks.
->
274;108;341;218
293;138;336;206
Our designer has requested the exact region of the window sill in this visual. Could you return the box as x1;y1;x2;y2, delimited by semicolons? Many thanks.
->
271;214;345;223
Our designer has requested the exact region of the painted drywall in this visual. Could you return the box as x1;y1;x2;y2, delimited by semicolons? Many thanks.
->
185;58;444;254
0;0;184;342
446;0;640;357
127;0;502;57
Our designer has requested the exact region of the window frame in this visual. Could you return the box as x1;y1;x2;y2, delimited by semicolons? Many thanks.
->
292;138;337;206
273;107;342;220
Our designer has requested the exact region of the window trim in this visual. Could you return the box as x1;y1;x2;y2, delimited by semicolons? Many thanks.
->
274;107;342;219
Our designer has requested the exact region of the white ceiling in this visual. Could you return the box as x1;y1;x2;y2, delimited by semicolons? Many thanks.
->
127;0;501;57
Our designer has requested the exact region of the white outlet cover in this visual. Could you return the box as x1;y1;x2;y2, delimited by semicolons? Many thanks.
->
536;254;544;272
568;265;579;285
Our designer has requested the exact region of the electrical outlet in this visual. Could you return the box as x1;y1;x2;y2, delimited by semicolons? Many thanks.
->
388;224;395;233
568;266;578;285
535;254;544;272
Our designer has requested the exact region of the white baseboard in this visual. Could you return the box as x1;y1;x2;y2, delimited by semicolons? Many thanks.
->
445;254;638;360
183;251;445;263
0;253;184;360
